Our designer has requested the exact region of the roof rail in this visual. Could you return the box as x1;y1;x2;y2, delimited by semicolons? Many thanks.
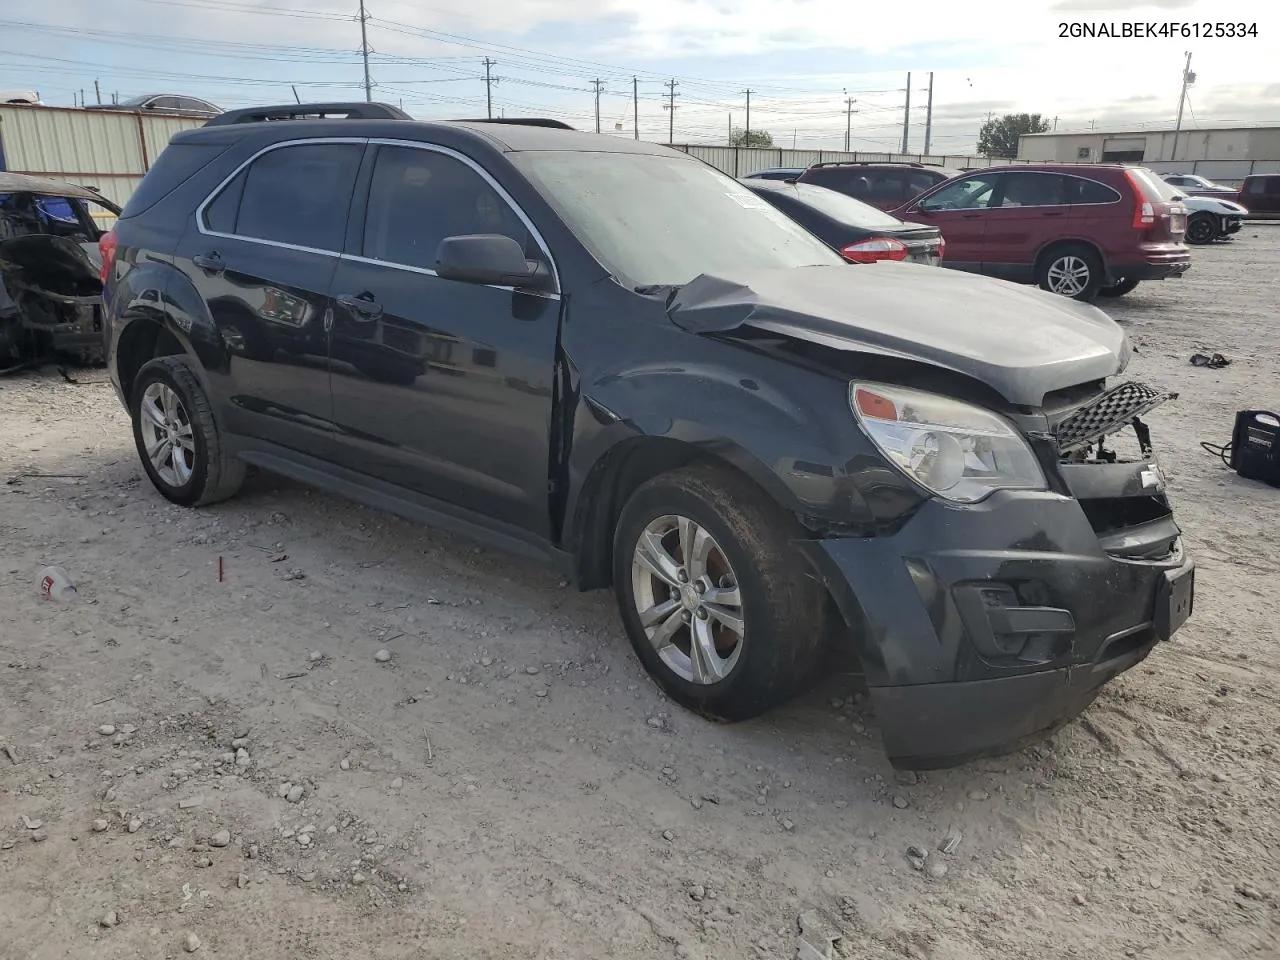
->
806;160;944;170
204;102;412;126
451;117;575;130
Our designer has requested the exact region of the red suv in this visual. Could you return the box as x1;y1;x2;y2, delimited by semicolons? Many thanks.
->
888;165;1190;301
796;162;960;211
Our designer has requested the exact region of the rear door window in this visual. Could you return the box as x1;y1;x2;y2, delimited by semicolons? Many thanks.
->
801;166;869;198
996;172;1068;207
907;170;941;199
213;142;364;252
865;170;907;204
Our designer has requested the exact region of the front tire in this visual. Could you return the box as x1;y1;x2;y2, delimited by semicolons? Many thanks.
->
1099;278;1141;297
130;356;246;507
1036;244;1104;301
1186;213;1218;245
612;464;829;721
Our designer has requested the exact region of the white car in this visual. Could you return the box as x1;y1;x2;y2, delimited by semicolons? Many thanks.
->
1176;194;1249;244
1;89;41;105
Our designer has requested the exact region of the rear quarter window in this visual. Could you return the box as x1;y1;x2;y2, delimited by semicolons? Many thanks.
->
1126;168;1183;202
120;142;230;218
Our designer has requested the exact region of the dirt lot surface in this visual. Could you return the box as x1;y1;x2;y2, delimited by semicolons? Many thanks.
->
3;228;1278;960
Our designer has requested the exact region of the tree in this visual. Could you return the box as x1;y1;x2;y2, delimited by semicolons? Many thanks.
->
977;113;1051;158
729;127;774;148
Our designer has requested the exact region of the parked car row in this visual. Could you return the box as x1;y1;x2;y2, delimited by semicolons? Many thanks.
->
1159;171;1280;219
746;160;1194;301
2;92;222;116
94;102;1196;769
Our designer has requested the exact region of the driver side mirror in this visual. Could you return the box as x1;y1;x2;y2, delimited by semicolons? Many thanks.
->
435;235;552;292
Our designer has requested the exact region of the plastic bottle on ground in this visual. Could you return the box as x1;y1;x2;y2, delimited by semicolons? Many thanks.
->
38;565;76;600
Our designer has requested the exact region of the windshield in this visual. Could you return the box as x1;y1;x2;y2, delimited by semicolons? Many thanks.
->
120;95;153;107
511;151;842;287
779;183;906;228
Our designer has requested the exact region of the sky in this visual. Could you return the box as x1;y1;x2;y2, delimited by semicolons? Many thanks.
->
0;0;1277;155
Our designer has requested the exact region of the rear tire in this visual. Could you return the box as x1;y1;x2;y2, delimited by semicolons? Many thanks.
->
130;356;246;507
612;464;829;721
1186;213;1218;245
1035;244;1104;302
1099;278;1141;297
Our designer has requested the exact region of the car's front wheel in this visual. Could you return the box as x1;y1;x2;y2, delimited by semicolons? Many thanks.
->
1036;244;1104;301
1186;213;1219;245
131;356;246;507
612;464;829;721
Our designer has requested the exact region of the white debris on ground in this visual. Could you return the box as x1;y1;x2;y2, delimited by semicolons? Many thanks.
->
1;231;1278;959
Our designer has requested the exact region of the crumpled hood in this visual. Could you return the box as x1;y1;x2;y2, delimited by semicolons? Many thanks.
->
666;262;1130;407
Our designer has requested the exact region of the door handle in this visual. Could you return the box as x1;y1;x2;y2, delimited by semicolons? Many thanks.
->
1041;211;1066;217
192;252;224;273
336;292;384;321
961;213;982;219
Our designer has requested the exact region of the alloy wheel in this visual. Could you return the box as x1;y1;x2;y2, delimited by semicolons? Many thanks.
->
1187;217;1215;243
1046;256;1092;297
630;514;745;685
139;382;196;488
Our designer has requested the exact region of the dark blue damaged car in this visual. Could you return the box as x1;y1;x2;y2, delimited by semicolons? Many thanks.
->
100;103;1194;768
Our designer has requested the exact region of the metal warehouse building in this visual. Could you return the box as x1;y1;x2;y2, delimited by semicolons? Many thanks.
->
1018;125;1280;185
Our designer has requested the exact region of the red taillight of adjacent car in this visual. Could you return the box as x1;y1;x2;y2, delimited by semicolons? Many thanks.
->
98;228;118;286
936;235;946;262
840;237;909;264
1124;170;1157;230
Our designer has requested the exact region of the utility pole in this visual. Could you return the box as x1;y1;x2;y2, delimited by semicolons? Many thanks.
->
633;77;638;140
1172;51;1194;161
484;58;495;119
728;113;732;144
743;89;753;141
664;79;679;144
591;79;604;134
1052;115;1058;131
900;71;912;153
357;0;373;102
923;71;934;155
842;92;856;152
94;79;101;105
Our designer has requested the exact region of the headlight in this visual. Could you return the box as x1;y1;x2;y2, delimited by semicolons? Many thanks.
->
849;382;1046;503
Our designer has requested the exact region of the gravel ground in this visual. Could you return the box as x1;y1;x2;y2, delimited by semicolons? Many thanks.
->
2;227;1278;960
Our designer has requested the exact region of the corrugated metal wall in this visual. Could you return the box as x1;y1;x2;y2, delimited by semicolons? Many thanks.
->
672;144;1044;176
0;104;205;211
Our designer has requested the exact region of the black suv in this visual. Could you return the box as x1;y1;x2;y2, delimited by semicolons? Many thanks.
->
795;161;960;211
101;103;1194;768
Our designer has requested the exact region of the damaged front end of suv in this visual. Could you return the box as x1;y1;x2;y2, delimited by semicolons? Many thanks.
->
662;262;1195;768
0;174;119;371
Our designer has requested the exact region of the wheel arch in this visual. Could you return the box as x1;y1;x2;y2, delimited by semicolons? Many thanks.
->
568;433;799;591
1033;236;1106;274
